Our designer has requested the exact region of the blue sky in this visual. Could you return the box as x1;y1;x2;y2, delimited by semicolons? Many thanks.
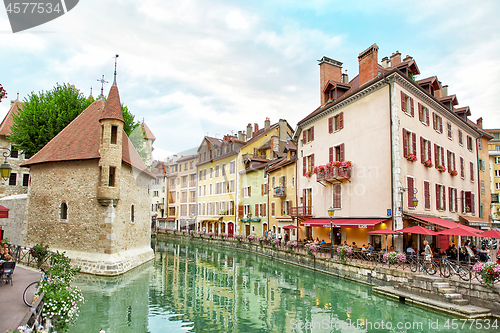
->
1;0;499;160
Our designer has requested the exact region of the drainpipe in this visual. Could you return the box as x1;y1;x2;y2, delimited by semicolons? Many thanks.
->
384;73;397;250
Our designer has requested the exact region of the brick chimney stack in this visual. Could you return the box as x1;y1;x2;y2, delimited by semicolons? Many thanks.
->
318;56;343;105
390;51;401;67
477;117;483;129
358;44;379;87
254;123;259;133
265;117;270;130
246;123;253;141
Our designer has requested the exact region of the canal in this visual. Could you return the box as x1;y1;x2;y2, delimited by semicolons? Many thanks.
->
69;239;495;332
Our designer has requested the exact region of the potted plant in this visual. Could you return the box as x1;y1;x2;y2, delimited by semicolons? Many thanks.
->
473;262;500;287
305;243;318;256
221;233;228;240
423;159;433;168
406;153;417;162
287;241;298;251
383;252;406;265
337;245;352;261
247;235;255;242
272;239;280;248
258;236;266;246
449;170;458;176
209;232;214;240
436;165;446;172
30;243;49;268
236;234;244;243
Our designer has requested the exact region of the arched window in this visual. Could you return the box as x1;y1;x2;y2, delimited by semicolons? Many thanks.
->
130;204;135;223
60;202;68;220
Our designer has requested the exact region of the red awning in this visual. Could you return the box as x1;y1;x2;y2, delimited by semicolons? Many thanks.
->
301;218;388;229
407;215;480;233
0;205;9;219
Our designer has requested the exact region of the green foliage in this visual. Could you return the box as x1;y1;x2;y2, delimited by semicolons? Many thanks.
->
30;243;50;268
1;238;10;246
122;104;139;136
129;125;150;167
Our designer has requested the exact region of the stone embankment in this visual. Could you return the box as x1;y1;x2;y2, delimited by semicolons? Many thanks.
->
157;232;500;318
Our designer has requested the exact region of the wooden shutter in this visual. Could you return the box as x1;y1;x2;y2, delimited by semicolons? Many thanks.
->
261;184;264;196
238;205;244;216
447;150;451;171
424;181;430;209
400;91;406;113
248;186;251;197
303;131;307;144
460;157;464;178
434;144;438;168
427;140;432;161
432;112;436;130
255;204;259;217
329;147;333;163
439;117;443;133
410;97;414;116
339;112;344;129
311;153;315;168
449;187;452;212
425;108;429;125
407;177;414;208
443;187;446;211
402;129;408;156
271;202;275;216
281;201;284;215
435;184;439;210
440;148;444;168
339;144;344;161
303;156;306;176
328;117;333;133
420;137;425;163
311;126;314;141
454;189;458;212
263;203;266;217
470;162;474;181
418;103;422;122
412;132;416;155
452;152;456;171
471;193;475;214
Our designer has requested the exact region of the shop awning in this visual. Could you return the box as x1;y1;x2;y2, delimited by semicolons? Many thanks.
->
407;214;480;233
202;217;222;222
458;215;490;228
301;218;388;229
0;205;9;219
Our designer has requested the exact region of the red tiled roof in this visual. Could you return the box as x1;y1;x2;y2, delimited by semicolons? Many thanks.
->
99;85;124;122
141;122;156;140
0;100;24;136
21;86;154;178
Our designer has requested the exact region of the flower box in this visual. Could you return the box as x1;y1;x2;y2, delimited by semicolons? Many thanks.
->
423;159;433;168
449;170;457;176
436;165;446;172
406;153;417;162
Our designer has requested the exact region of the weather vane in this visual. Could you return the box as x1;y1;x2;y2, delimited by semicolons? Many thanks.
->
113;54;119;85
97;75;108;99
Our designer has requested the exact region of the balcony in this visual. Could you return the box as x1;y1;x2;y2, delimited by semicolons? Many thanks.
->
273;186;286;198
316;166;352;182
242;153;267;161
290;206;312;217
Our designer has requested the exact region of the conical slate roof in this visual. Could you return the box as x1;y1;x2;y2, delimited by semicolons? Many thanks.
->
99;84;124;122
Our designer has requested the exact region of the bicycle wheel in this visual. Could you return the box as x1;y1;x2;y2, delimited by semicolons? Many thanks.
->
457;264;471;281
440;262;451;278
410;258;418;272
426;261;438;275
23;281;40;307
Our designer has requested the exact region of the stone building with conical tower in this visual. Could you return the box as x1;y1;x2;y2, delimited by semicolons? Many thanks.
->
21;82;155;275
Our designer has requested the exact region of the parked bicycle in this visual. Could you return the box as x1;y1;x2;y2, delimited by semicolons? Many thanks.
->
23;268;48;307
439;258;471;281
408;256;438;275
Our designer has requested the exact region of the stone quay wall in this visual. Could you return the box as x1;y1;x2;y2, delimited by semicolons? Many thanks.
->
158;232;500;315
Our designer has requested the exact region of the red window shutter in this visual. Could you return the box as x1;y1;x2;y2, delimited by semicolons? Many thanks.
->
303;156;306;176
443;187;446;211
238;205;244;216
311;126;314;141
470;162;474;181
255;204;259;217
465;191;471;212
311;153;315;168
425;109;429;125
249;186;251;197
427;140;432;161
424;181;430;209
435;184;439;210
439;117;443;133
339;112;344;129
447;150;451;170
271;202;275;216
328;117;333;133
329;147;333;163
410;97;414;116
440;148;444;168
401;91;406;113
461;190;464;213
418;103;422;122
280;201;284;215
303;131;307;144
402;129;408;156
471;193;475;214
412;133;416;155
420;137;425;163
460;157;464;178
261;184;264;196
407;177;414;208
452;152;456;171
454;189;457;212
263;203;266;217
340;144;344;161
434;144;438;168
448;187;452;212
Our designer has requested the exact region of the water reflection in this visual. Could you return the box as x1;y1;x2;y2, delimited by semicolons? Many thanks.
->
70;239;488;332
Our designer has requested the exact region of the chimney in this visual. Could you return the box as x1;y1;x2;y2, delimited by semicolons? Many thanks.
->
381;56;390;68
477;117;483;129
246;123;253;141
358;43;379;87
389;51;401;67
254;123;259;133
265;117;270;130
441;85;448;97
341;70;349;84
318;56;343;105
238;131;244;141
403;55;413;62
279;119;287;142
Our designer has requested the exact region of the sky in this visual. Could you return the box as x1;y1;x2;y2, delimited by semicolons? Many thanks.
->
1;0;499;161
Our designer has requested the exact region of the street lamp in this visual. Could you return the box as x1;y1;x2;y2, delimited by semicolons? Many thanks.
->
0;148;12;181
400;187;418;208
328;207;335;259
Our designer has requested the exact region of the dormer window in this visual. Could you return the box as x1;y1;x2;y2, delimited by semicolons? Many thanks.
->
111;125;117;144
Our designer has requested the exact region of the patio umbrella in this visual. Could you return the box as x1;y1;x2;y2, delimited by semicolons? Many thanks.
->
368;229;401;251
396;226;439;256
437;226;481;262
479;229;500;239
282;224;300;229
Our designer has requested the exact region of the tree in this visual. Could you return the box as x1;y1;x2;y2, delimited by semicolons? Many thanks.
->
9;83;138;156
129;125;150;167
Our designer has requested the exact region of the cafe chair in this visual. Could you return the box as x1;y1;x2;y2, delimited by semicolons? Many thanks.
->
1;261;16;286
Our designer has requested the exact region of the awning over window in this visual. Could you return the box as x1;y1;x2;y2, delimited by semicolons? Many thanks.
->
407;214;480;232
458;215;490;228
301;218;388;229
202;217;222;222
0;205;9;218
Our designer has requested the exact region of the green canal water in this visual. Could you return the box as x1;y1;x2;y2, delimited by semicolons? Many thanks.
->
69;239;496;332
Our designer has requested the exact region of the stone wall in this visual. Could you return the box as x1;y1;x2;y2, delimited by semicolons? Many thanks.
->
0;194;28;245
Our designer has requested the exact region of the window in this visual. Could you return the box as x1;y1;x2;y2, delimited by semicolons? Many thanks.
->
460;157;465;179
199;170;202;181
496;183;500;190
203;169;207;180
328;144;344;163
470;162;475;182
229;180;234;192
496;157;500;164
243;186;251;198
332;183;341;209
261;183;268;196
481;181;485;195
458;130;463;146
22;174;29;187
447;151;456;173
111;125;117;144
479;159;485;171
243;204;251;216
424;181;430;210
436;184;446;211
420;137;432;164
402;129;416;157
448;187;457;212
209;183;213;195
228;200;235;215
418;103;429;125
281;200;290;216
10;146;18;158
496;145;500;151
463;191;475;214
447;122;452;140
291;177;295;188
302;126;314;144
60;202;68;220
229;161;235;174
215;165;219;177
8;172;16;186
400;92;414;116
478;139;482;150
328;112;344;133
222;163;226;176
434;144;444;169
209;167;213;179
190;161;194;169
496;170;500;177
303;154;315;175
130;204;135;223
466;136;473;152
432;113;443;133
153;191;159;197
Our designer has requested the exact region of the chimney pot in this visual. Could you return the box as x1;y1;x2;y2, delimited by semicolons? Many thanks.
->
246;123;253;140
381;56;390;68
319;56;343;105
389;51;401;67
477;117;483;129
254;123;259;132
265;118;270;130
358;43;379;87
